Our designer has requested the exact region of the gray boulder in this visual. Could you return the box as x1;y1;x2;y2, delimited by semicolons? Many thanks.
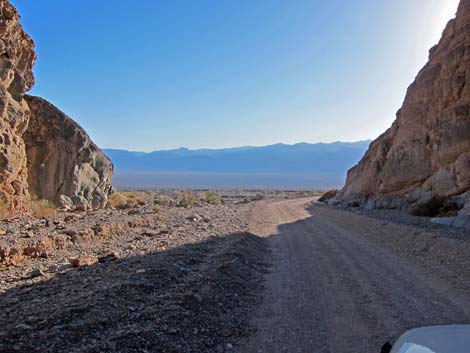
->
59;195;73;208
23;95;114;209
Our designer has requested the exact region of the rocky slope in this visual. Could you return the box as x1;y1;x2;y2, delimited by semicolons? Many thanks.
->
24;96;113;209
0;191;275;352
0;0;113;215
338;0;470;226
0;0;36;217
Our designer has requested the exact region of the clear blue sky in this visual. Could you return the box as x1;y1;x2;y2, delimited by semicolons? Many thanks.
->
12;0;459;151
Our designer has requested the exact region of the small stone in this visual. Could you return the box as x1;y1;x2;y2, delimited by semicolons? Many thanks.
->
22;230;34;238
187;214;201;222
74;204;88;212
193;293;203;303
29;268;44;278
98;251;118;263
135;269;146;274
59;195;73;208
64;214;78;223
431;217;456;227
0;245;10;258
69;255;97;267
63;229;77;236
226;343;234;350
142;230;158;237
57;205;72;212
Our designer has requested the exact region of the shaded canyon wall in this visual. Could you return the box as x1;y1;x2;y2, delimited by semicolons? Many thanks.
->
337;0;470;226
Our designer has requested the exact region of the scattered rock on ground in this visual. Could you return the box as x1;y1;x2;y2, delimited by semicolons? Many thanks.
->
0;189;279;352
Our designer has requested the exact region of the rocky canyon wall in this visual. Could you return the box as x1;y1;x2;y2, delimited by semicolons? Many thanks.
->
338;0;470;225
0;0;36;216
0;0;113;216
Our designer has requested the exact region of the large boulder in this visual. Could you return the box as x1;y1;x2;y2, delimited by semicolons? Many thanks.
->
24;95;114;209
338;0;470;226
0;0;36;217
0;0;115;217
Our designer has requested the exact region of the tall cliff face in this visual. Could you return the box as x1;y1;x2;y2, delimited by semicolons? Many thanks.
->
0;0;36;216
0;0;113;215
339;0;470;221
24;96;114;209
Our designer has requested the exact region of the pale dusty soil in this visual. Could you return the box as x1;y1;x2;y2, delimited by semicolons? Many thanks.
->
239;198;470;353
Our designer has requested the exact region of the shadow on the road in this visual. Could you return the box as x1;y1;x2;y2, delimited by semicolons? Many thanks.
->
2;202;470;353
0;231;270;353
239;202;470;353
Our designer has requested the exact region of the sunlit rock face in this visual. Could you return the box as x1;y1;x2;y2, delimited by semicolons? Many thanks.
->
24;96;114;210
338;0;470;224
0;0;113;215
0;0;36;216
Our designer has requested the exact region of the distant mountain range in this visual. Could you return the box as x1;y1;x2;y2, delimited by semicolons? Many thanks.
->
104;141;370;174
103;141;370;189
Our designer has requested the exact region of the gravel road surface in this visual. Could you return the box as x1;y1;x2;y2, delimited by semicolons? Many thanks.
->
240;198;470;353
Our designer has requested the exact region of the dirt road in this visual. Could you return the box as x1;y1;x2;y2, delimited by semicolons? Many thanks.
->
240;198;470;353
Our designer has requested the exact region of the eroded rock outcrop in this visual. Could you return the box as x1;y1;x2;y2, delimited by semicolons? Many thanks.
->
0;0;36;217
24;96;114;209
0;0;114;215
338;0;470;225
